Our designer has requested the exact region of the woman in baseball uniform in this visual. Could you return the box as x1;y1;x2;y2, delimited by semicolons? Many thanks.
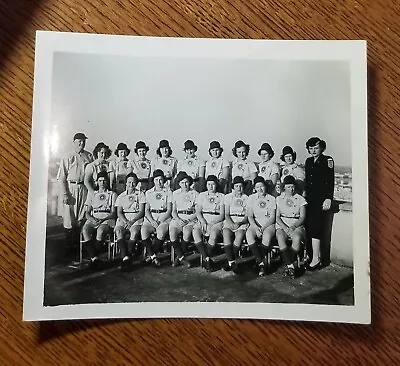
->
151;139;177;191
257;143;280;196
131;141;152;192
109;142;133;195
169;171;199;267
279;146;305;194
205;141;230;193
222;176;249;273
246;176;277;276
81;171;117;270
176;140;206;192
141;169;173;267
192;175;225;272
231;140;258;196
276;175;307;279
84;142;113;195
114;172;146;271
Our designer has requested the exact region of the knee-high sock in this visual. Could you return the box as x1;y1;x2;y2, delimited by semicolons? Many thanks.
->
65;229;73;247
153;237;164;254
249;243;262;263
233;245;240;259
143;238;153;256
195;241;208;257
117;238;127;258
224;245;234;261
281;247;295;265
127;240;136;256
172;240;183;258
85;239;97;259
181;240;189;254
207;243;214;257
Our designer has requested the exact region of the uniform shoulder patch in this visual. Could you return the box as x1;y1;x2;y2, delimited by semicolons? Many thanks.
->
327;157;334;169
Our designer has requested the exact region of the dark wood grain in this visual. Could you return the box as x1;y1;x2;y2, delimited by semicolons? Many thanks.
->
1;0;399;364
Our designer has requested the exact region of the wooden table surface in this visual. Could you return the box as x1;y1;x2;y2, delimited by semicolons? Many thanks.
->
1;0;399;364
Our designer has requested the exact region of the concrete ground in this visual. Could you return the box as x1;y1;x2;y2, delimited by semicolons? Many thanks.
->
44;215;354;306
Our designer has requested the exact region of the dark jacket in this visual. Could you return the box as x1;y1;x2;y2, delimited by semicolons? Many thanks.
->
305;154;334;204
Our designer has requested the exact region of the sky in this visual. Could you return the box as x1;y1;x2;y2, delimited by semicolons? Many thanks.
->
50;52;351;166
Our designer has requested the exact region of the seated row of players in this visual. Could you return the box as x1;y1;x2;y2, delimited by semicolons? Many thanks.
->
82;138;305;196
82;169;307;279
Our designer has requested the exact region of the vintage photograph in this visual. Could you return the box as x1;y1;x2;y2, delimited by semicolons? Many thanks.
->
24;33;369;322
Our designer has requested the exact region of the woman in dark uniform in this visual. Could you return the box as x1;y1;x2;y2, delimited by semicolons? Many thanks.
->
304;137;335;270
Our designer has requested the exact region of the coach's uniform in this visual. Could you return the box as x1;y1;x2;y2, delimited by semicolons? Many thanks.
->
82;189;117;241
132;158;151;192
151;157;177;191
58;150;93;229
276;193;307;235
115;189;146;228
305;154;334;239
194;191;225;235
143;187;173;229
177;156;205;191
109;158;133;194
223;193;249;232
170;188;198;231
247;192;276;229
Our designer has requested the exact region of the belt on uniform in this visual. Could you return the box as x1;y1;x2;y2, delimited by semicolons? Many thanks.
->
139;178;149;183
151;209;167;213
202;211;219;215
93;209;111;213
230;213;245;217
193;177;200;182
178;210;194;215
165;177;172;181
281;215;299;219
68;181;84;185
124;210;139;214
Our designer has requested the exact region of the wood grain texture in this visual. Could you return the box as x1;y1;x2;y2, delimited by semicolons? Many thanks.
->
0;0;399;364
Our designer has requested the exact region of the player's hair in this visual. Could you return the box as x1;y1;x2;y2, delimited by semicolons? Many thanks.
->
232;141;250;158
126;172;139;183
93;142;112;160
156;146;173;157
306;137;327;153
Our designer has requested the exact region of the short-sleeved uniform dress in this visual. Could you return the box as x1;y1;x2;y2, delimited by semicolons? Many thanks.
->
304;154;334;239
151;157;177;191
247;193;276;229
57;150;93;228
258;160;280;195
144;187;173;226
132;158;152;192
177;156;205;191
231;159;258;195
194;191;225;235
109;158;133;194
115;189;146;228
170;188;199;230
223;193;249;232
83;189;118;229
276;193;307;236
85;160;112;189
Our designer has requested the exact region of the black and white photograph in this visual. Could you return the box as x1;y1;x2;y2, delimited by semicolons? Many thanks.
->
24;32;370;323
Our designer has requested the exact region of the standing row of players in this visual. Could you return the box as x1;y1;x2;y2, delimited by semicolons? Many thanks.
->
58;133;335;277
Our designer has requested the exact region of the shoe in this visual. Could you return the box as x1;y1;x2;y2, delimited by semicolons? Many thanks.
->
181;258;192;268
143;256;152;264
231;262;241;275
121;259;133;272
286;266;296;279
89;258;103;271
172;257;182;267
258;264;266;277
307;262;322;272
152;257;161;267
205;258;214;272
223;262;232;272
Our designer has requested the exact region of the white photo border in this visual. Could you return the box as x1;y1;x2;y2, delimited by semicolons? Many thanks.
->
23;31;370;323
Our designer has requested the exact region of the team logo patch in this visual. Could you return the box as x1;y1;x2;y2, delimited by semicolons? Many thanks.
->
235;199;244;207
259;200;266;208
99;193;106;201
184;194;191;202
209;197;215;204
327;158;334;169
237;163;244;170
188;160;193;166
141;162;148;169
286;198;294;207
211;161;216;168
155;193;162;200
261;166;266;173
283;168;289;176
162;159;168;165
128;195;134;202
